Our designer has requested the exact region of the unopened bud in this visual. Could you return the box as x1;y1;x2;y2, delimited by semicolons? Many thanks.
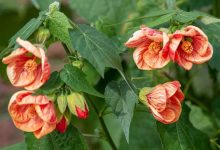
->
72;60;84;69
36;27;50;43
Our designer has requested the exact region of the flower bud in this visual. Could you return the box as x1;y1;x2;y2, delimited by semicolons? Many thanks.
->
56;117;67;133
72;60;84;69
67;92;89;119
57;94;67;114
36;27;50;43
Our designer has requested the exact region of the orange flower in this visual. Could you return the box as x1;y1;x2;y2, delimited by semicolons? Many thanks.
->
8;91;57;139
164;26;213;70
140;81;184;124
125;25;170;70
2;38;50;90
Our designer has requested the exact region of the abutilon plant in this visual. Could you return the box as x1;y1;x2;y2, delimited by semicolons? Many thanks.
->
0;1;220;150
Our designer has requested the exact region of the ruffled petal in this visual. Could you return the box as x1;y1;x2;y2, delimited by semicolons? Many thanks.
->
25;48;50;90
142;26;163;42
2;48;27;64
16;38;41;58
147;85;167;112
133;46;152;70
35;102;57;123
175;50;193;70
33;122;56;139
124;29;148;48
163;81;181;98
16;94;49;105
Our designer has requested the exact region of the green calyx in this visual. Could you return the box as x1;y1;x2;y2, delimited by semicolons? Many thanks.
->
139;87;154;105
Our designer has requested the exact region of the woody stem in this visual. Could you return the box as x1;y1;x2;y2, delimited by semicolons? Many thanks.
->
86;95;117;150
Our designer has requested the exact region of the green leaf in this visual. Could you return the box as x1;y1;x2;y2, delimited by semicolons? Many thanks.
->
48;11;73;49
119;111;162;150
1;142;26;150
146;13;174;27
174;10;202;23
69;0;134;22
9;11;46;48
0;11;46;59
60;64;103;97
35;71;63;95
157;104;212;150
187;102;216;137
25;125;88;150
105;80;138;143
166;0;176;9
69;24;122;77
31;0;60;10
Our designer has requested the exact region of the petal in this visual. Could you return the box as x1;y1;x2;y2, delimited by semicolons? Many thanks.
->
25;48;50;90
150;96;182;124
35;102;57;123
124;29;148;48
16;38;41;58
192;35;208;56
174;89;184;102
184;26;208;39
184;44;213;64
141;26;163;42
133;46;152;70
147;85;167;112
168;33;183;60
162;81;181;98
34;122;56;139
76;103;89;119
7;60;37;87
175;50;193;70
56;117;67;133
2;48;27;64
13;115;44;132
16;94;49;105
8;91;33;107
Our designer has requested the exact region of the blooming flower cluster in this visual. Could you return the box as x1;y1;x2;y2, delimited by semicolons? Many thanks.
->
2;38;89;138
125;25;213;124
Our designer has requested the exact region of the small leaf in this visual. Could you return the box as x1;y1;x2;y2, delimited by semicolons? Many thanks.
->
48;11;73;49
60;64;103;97
69;24;122;77
35;71;63;95
31;0;60;10
157;104;212;150
25;125;88;150
105;80;138;143
174;10;202;23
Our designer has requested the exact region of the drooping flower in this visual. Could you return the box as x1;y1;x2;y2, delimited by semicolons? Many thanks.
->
2;38;50;90
67;92;89;119
125;25;170;70
164;25;213;70
8;91;57;139
139;81;184;124
56;117;68;133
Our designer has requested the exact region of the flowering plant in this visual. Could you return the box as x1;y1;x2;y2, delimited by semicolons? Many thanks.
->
0;0;220;149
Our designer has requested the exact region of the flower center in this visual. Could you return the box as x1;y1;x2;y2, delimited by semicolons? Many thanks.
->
24;59;37;72
148;42;161;53
181;40;193;54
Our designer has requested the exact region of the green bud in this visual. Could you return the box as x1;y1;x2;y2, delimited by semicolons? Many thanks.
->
36;27;50;43
48;1;60;15
57;94;68;114
72;60;84;69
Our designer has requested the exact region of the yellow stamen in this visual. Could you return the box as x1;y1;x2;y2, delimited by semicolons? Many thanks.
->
181;40;193;54
24;59;37;72
148;42;161;53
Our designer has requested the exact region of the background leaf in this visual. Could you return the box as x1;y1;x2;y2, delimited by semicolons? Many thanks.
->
105;80;138;142
157;104;212;150
69;24;122;77
60;64;103;97
1;142;26;150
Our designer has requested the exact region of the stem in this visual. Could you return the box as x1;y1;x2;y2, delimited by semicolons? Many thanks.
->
86;95;117;150
62;43;72;55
